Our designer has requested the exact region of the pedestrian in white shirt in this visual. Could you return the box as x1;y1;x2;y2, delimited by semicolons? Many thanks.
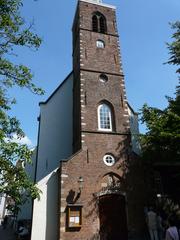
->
165;216;179;240
146;207;159;240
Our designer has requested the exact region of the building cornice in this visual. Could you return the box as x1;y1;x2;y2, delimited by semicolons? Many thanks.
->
80;68;124;77
79;0;116;9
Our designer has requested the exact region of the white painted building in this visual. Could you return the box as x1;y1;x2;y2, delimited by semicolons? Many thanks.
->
127;103;141;156
31;73;74;240
0;194;6;224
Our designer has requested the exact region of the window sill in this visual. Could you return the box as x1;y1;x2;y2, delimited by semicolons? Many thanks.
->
98;128;113;132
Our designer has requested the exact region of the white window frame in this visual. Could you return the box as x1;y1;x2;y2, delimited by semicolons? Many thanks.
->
103;154;115;166
96;40;105;48
98;104;112;131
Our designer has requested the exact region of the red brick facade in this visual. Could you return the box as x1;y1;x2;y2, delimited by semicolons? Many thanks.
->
59;1;145;239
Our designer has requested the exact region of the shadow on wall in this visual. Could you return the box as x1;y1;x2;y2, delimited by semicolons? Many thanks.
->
46;170;59;240
84;135;146;239
114;136;146;236
57;136;146;240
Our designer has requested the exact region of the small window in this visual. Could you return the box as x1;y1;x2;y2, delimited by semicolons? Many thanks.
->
99;74;108;83
96;40;105;48
103;154;115;166
98;103;112;131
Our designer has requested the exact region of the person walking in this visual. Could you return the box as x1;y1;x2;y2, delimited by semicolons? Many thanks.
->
146;207;159;240
2;215;8;229
165;216;179;240
157;212;164;240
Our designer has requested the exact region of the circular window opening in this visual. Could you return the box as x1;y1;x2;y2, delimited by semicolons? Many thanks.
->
99;74;108;83
96;40;105;48
103;154;115;166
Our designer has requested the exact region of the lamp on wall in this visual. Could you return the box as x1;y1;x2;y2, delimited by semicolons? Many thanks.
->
78;176;84;193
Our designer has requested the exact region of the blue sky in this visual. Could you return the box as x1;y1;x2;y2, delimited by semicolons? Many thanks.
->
9;0;180;146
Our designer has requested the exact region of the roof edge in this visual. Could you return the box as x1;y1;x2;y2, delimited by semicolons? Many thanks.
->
39;71;73;106
127;102;138;115
79;0;116;9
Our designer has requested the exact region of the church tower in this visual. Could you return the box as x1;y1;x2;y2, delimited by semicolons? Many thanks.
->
72;0;130;152
59;1;144;239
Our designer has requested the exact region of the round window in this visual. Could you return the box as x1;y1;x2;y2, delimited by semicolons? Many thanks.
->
103;154;115;166
99;74;108;83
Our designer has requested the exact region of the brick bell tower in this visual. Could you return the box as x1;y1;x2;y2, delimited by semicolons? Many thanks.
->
72;0;130;152
59;0;145;239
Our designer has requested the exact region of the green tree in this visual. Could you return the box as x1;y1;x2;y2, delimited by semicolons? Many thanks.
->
140;21;180;164
0;0;44;213
166;22;180;74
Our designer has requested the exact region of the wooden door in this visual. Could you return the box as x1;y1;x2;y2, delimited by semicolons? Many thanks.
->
99;194;128;240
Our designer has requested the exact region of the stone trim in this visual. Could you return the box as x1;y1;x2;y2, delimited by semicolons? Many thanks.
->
80;0;116;10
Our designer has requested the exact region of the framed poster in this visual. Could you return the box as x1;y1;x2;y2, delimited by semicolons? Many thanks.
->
67;205;82;228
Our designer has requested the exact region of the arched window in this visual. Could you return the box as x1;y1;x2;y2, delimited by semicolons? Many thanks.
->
99;16;106;33
92;12;107;34
98;103;112;131
92;15;98;32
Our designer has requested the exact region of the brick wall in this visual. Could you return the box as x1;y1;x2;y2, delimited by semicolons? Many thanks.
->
59;147;145;239
60;1;146;239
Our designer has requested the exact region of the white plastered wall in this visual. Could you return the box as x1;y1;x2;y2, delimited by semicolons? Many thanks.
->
31;73;73;240
36;73;73;182
0;195;6;224
127;105;141;155
31;169;59;240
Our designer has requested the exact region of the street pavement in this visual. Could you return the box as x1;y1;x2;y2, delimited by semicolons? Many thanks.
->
0;225;16;240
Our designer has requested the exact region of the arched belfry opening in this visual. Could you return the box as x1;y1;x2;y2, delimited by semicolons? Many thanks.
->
92;15;98;32
92;12;107;33
99;15;106;33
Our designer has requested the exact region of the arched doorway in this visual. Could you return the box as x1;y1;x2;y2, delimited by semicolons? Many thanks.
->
99;194;128;240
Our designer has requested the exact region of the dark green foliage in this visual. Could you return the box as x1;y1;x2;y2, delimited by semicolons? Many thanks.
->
0;0;44;213
140;103;180;163
140;21;180;164
166;22;180;74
